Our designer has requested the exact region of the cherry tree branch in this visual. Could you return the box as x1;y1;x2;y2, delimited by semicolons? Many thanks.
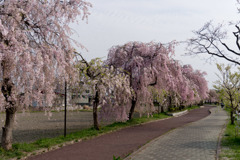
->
187;21;240;65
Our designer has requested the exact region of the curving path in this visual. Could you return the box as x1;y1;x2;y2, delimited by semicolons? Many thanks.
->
28;105;215;160
126;107;228;160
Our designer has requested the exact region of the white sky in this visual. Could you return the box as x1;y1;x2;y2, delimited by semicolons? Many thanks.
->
71;0;240;89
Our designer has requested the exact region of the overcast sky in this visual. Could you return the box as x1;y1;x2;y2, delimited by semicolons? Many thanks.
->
71;0;239;89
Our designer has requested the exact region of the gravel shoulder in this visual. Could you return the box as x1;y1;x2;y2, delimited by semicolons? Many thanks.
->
0;111;93;143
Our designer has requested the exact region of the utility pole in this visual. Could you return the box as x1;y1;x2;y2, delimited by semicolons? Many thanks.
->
64;81;67;137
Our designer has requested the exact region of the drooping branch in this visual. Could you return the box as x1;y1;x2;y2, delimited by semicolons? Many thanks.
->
202;43;240;65
149;76;157;86
74;51;101;79
187;21;240;65
233;25;240;51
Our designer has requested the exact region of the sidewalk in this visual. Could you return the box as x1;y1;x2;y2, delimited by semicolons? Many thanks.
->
126;107;228;160
28;106;214;160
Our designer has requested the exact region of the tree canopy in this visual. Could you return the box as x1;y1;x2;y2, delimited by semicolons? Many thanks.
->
106;41;209;119
214;64;240;124
75;55;132;129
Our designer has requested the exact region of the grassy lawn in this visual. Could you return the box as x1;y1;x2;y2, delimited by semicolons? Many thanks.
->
220;106;240;160
220;121;240;160
0;113;170;160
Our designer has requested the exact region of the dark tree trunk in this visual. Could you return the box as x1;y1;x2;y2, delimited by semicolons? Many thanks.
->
230;110;234;125
230;96;235;125
128;73;136;120
2;108;16;150
168;96;172;111
1;78;17;150
128;99;136;120
93;88;100;130
157;103;162;114
160;105;164;113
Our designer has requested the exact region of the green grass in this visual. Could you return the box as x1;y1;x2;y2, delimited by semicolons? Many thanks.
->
219;106;240;160
113;155;122;160
220;121;240;160
0;113;169;159
187;105;200;111
167;105;200;113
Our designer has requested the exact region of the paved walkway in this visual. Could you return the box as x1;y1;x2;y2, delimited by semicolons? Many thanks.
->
126;107;228;160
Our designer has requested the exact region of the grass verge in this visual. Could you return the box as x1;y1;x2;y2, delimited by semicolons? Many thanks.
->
0;113;169;160
187;105;200;111
220;120;240;160
166;105;200;114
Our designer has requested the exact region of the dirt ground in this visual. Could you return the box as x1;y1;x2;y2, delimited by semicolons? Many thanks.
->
0;111;94;143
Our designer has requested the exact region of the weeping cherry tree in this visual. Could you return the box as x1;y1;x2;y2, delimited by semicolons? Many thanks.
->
75;55;132;130
0;0;91;150
106;41;176;119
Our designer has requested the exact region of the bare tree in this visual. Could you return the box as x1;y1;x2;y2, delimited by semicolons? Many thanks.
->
187;21;240;65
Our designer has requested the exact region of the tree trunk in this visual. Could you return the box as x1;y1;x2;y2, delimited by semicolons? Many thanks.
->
199;100;203;106
157;104;163;114
1;77;17;150
168;96;172;111
93;89;100;130
230;110;234;125
128;99;136;120
230;97;235;125
160;105;164;113
2;108;16;150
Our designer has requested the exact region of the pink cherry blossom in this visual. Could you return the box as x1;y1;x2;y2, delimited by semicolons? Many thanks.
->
0;0;91;150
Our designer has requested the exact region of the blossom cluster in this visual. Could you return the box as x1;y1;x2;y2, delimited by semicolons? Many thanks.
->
106;41;209;117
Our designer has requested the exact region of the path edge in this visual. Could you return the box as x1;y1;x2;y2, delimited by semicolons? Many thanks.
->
216;108;228;160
